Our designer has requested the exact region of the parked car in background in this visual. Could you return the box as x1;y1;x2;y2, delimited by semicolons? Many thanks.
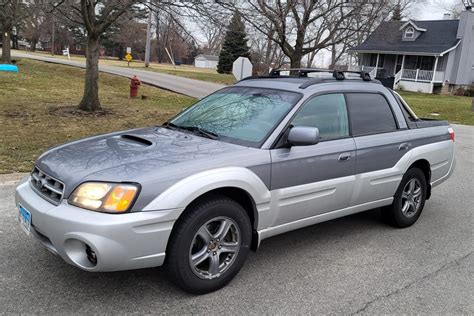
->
16;69;455;294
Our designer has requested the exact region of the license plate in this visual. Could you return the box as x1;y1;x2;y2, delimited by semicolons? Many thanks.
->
18;205;31;236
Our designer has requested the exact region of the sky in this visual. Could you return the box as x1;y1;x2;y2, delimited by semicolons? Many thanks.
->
413;0;461;20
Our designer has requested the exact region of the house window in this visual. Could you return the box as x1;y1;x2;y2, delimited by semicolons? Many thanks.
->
76;44;82;51
369;54;385;68
404;27;415;39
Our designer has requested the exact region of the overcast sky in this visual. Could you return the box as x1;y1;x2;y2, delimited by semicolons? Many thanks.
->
413;0;460;20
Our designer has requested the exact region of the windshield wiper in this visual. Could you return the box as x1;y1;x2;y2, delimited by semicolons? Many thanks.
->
179;125;219;140
161;121;178;129
162;122;218;140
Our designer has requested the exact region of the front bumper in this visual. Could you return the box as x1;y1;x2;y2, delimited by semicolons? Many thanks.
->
15;176;181;272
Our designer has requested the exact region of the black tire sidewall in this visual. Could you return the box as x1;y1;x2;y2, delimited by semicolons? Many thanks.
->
165;196;252;294
392;168;427;227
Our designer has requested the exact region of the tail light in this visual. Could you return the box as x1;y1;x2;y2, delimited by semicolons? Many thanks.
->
448;127;455;142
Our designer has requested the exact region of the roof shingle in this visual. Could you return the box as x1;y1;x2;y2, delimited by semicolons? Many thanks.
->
350;20;460;55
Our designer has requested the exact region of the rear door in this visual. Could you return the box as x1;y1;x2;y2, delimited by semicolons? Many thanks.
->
270;93;356;226
345;92;410;205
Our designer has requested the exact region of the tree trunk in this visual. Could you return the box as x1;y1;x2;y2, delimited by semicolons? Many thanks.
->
31;40;37;52
1;31;12;64
330;43;336;69
78;34;101;111
289;52;302;73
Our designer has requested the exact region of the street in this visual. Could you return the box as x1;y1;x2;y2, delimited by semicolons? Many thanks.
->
9;51;225;99
0;124;472;314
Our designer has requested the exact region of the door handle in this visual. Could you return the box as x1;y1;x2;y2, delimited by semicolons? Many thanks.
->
399;142;409;151
338;153;351;161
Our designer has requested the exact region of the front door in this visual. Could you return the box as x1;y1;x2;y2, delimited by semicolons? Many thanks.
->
270;93;356;226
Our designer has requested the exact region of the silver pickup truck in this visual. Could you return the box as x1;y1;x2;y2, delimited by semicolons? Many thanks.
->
15;69;455;294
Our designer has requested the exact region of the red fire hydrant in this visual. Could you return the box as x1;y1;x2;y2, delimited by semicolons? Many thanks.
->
130;75;141;98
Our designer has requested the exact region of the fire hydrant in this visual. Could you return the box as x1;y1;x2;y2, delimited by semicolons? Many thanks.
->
130;75;141;98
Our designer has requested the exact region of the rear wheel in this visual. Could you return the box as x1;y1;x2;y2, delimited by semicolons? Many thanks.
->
382;168;427;228
164;195;252;294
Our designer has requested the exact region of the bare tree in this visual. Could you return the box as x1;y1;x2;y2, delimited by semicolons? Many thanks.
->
213;0;392;69
22;10;47;52
53;0;139;111
0;0;30;63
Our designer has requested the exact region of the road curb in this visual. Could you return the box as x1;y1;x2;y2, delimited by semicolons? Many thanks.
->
0;173;28;186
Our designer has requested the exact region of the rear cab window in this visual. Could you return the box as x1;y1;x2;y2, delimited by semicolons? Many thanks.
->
390;91;418;129
345;93;398;136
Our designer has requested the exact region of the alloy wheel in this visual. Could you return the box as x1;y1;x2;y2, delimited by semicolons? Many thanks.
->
401;178;422;218
189;216;241;280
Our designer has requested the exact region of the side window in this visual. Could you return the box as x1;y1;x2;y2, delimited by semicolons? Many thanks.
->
346;93;398;136
291;94;349;141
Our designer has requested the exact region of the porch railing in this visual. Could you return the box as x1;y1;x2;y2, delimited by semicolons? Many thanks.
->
401;69;444;82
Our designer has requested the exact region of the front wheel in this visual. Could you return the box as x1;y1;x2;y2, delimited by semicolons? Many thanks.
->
164;195;252;294
382;168;428;228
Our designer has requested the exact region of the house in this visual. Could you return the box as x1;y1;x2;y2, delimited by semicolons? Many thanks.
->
350;9;474;94
194;54;219;69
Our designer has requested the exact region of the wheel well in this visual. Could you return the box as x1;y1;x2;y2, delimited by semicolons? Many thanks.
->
182;187;259;250
409;159;432;199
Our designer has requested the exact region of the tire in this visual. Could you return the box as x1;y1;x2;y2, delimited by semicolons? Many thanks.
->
382;168;427;228
164;195;252;294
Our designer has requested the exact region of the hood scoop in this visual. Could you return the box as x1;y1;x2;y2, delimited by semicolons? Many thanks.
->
117;134;153;147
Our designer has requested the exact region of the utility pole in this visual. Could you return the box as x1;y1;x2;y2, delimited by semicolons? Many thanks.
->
144;2;152;67
51;16;55;56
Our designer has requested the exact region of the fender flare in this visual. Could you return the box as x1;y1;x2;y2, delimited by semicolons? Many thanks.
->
142;167;271;213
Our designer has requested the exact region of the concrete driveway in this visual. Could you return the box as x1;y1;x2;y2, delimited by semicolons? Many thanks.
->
10;51;225;99
0;125;472;314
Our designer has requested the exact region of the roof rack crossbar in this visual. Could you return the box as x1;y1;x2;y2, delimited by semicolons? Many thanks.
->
269;68;372;81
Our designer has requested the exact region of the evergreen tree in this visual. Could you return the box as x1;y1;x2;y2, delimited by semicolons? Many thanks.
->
392;1;403;21
217;13;250;74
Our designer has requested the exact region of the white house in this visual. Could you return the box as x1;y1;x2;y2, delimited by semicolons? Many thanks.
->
350;8;474;94
194;54;219;69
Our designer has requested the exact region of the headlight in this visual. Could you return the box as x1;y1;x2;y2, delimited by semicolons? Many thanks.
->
69;182;139;213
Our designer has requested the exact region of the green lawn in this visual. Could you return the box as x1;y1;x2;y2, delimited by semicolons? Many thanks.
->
398;91;473;125
0;59;195;173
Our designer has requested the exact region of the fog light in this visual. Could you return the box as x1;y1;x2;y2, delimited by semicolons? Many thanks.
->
85;244;97;265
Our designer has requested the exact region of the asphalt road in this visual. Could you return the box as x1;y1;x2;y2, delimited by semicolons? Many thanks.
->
9;51;225;99
0;124;472;314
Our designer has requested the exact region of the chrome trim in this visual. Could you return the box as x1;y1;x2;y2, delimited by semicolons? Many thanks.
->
29;166;65;205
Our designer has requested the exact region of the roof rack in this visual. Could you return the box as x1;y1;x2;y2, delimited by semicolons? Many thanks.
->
238;67;380;89
269;68;373;82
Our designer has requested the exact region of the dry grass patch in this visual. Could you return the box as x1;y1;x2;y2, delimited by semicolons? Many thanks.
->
0;59;195;173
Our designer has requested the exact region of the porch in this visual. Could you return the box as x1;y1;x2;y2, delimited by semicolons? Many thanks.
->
352;53;447;93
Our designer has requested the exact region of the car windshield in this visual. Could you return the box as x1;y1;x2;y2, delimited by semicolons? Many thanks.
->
169;86;301;147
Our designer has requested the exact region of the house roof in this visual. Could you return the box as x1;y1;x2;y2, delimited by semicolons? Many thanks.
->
350;20;461;55
195;54;219;61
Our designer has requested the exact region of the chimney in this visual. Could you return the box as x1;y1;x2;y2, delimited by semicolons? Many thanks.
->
452;6;473;85
457;7;474;39
443;13;451;20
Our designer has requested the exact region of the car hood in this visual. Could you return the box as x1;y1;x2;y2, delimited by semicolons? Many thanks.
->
36;127;249;196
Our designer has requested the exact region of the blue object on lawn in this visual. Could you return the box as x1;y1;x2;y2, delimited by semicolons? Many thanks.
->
0;64;19;72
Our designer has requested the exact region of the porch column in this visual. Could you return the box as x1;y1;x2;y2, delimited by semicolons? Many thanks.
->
430;56;439;93
394;54;399;75
375;53;380;75
401;55;406;78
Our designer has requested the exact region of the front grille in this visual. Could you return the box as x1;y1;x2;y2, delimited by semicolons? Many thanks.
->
30;167;65;205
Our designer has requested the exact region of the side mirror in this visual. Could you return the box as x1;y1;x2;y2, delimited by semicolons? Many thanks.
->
287;126;320;146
